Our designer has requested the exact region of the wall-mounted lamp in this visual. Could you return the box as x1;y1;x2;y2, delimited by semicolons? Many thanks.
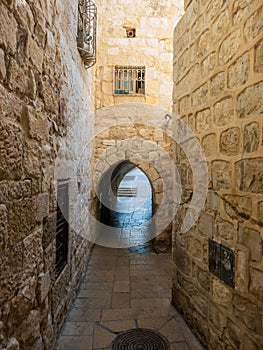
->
162;114;172;128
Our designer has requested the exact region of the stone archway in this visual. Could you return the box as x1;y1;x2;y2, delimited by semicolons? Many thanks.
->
92;103;177;251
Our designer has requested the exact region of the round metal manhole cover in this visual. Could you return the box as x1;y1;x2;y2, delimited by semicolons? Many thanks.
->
111;328;170;350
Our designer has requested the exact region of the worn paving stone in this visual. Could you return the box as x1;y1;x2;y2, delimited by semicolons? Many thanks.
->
57;336;93;350
62;322;93;336
56;245;204;349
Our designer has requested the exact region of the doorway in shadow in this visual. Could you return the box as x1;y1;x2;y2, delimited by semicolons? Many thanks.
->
98;161;154;250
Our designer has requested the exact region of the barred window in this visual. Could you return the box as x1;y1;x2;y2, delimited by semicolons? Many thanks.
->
114;66;146;95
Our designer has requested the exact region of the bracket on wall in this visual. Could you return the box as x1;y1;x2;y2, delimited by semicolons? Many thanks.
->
209;239;235;288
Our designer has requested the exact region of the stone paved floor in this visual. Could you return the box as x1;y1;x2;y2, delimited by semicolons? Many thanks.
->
56;245;204;350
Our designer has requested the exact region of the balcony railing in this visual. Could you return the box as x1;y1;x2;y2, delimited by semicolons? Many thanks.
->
77;0;97;69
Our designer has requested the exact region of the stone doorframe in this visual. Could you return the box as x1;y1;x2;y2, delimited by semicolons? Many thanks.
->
92;103;177;251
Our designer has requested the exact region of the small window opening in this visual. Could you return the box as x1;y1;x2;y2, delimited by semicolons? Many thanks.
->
114;66;146;95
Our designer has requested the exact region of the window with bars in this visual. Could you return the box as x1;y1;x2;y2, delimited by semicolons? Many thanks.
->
55;180;69;279
114;66;146;95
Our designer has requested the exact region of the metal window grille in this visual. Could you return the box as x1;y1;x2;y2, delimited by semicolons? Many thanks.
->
114;66;146;95
77;0;97;69
55;180;69;278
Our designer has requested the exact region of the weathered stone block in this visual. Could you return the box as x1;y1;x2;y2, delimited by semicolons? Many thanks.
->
236;248;249;292
0;120;23;181
243;335;261;350
206;0;222;22
187;236;203;260
219;29;241;65
42;213;56;250
191;84;208;107
244;7;263;42
212;9;230;43
237;82;263;118
37;272;51;305
228;52;249;88
236;158;263;193
0;85;23;121
255;37;263;73
223;194;252;220
191;15;204;40
40;78;58;113
193;265;210;292
7;58;29;95
210;72;225;98
21;105;49;141
206;191;219;211
14;0;34;32
212;278;233;306
202;133;217;157
258;201;263;223
27;35;44;72
250;268;263;298
233;294;262;334
0;204;8;251
178;48;189;79
216;217;234;242
174;245;191;276
220;127;241;156
23;230;43;277
209;304;227;332
244;122;260;153
224;319;242;349
212;160;231;189
0;243;23;305
232;0;251;24
214;97;234;126
196;29;211;58
178;95;190;115
9;199;36;245
196;108;211;133
0;2;17;55
0;49;6;81
36;193;49;222
239;225;262;262
5;337;19;350
19;309;41;346
198;211;214;237
201;52;216;78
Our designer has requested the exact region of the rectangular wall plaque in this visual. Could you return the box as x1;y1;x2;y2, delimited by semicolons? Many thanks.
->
208;239;235;288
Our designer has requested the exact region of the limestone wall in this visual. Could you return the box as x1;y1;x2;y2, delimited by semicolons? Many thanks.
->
172;0;263;349
0;0;94;349
94;0;184;111
92;103;176;251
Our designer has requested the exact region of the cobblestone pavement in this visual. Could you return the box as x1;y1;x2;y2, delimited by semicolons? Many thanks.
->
56;245;205;350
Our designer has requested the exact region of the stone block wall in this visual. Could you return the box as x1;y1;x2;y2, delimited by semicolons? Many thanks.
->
92;103;177;251
94;0;184;111
0;1;94;349
172;0;263;349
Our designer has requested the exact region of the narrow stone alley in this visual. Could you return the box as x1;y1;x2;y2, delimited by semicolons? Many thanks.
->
56;244;204;350
1;0;263;349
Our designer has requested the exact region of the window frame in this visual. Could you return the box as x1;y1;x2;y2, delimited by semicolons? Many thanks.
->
113;66;146;96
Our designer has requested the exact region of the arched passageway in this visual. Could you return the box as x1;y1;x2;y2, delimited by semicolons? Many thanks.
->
97;160;155;249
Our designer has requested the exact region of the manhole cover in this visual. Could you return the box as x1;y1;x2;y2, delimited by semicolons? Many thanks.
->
111;328;170;349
